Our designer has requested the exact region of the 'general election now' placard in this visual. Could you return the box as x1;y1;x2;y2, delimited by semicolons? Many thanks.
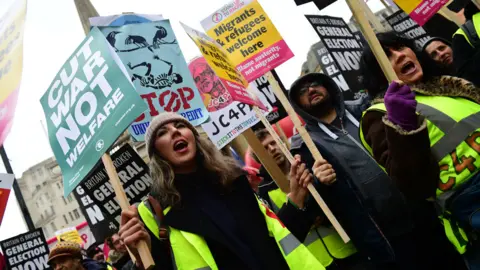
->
201;0;294;82
306;15;364;99
40;28;147;196
0;229;51;270
74;144;151;240
386;10;430;48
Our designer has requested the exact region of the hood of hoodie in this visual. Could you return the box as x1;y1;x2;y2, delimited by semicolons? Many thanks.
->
82;258;109;270
289;73;345;126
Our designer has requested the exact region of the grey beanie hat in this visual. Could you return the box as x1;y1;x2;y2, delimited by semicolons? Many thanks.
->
145;112;199;158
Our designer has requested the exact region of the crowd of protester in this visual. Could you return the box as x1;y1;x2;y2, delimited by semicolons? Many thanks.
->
46;6;480;270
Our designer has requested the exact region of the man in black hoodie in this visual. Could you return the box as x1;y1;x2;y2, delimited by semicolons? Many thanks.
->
288;73;460;269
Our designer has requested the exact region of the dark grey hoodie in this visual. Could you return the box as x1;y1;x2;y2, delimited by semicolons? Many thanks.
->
288;73;412;238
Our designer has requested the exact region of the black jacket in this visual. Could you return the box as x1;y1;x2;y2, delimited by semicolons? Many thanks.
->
145;171;312;270
287;73;425;268
82;258;110;270
452;26;480;86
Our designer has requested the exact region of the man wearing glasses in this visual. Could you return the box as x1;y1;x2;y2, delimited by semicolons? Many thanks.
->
288;73;419;269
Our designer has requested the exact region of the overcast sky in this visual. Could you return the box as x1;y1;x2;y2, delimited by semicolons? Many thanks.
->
0;0;386;241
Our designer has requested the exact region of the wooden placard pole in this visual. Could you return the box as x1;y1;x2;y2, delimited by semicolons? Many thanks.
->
73;1;154;268
346;0;399;82
359;0;387;32
102;155;154;269
472;0;480;10
261;73;350;243
242;129;291;193
275;122;290;148
438;7;464;26
379;0;395;13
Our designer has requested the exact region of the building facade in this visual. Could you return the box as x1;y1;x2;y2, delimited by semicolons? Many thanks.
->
18;141;147;239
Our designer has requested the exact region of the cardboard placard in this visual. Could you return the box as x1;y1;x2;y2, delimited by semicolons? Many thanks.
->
0;0;26;146
0;229;51;270
294;0;337;10
306;15;364;98
0;173;14;226
251;72;288;123
89;14;164;27
386;10;431;48
54;227;83;245
394;0;449;26
189;56;285;124
40;28;148;196
182;23;265;109
97;20;209;141
201;0;294;82
310;42;366;100
73;144;151;240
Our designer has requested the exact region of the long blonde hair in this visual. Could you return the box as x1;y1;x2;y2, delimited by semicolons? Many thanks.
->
149;133;243;207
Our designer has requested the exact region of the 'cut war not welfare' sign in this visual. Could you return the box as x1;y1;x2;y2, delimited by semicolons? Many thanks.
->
201;0;294;82
74;144;151;240
97;20;209;141
40;28;147;196
0;229;51;270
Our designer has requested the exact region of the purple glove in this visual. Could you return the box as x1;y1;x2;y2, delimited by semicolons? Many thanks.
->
384;81;418;131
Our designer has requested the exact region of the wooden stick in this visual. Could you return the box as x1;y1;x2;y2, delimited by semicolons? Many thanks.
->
230;136;248;162
379;0;395;13
438;7;464;26
264;72;350;243
275;122;290;149
242;129;291;193
73;2;154;266
472;0;480;10
346;0;399;82
359;0;386;32
102;154;155;270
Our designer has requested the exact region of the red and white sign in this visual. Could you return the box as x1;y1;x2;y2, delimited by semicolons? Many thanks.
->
0;174;14;226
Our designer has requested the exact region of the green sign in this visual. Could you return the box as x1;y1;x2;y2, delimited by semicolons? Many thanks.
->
40;28;147;196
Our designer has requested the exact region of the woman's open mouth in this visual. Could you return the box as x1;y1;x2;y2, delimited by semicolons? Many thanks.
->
173;140;189;153
400;61;417;75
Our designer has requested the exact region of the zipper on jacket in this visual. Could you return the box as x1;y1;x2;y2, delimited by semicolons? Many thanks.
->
339;118;348;134
326;116;397;261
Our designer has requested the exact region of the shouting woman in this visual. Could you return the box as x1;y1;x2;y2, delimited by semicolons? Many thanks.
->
359;31;480;269
118;112;325;270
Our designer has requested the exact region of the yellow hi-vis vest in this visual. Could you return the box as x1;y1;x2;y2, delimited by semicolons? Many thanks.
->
138;198;325;270
453;13;480;47
268;188;357;266
359;94;476;254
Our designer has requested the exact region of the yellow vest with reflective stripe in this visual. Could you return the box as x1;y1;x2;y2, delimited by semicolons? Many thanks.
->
267;188;287;212
453;13;480;47
361;95;480;197
359;94;478;253
267;187;356;265
138;199;325;270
